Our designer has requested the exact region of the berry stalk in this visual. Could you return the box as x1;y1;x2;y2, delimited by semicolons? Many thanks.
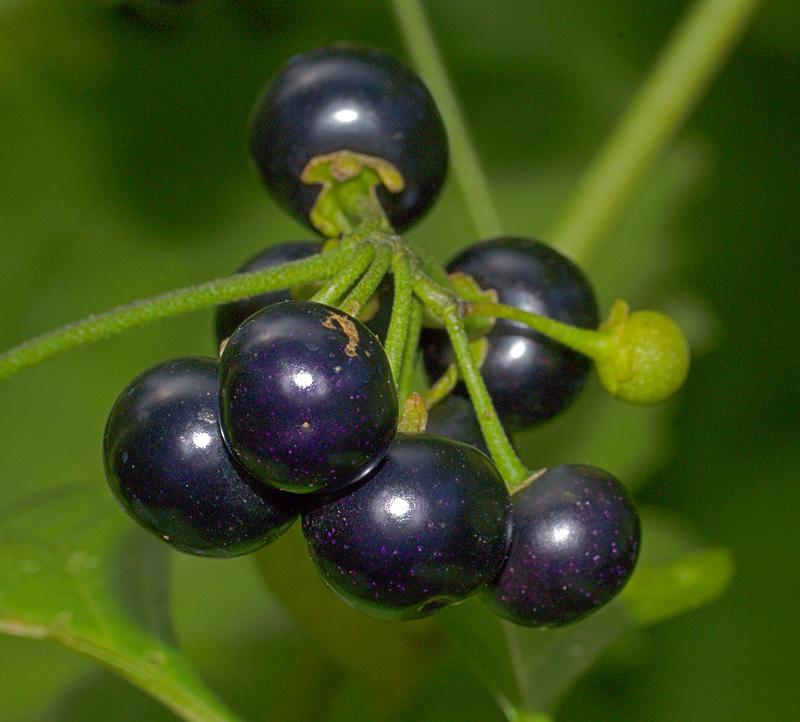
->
310;242;377;306
467;299;690;404
413;273;528;486
341;242;394;316
383;250;414;383
396;296;423;403
0;247;352;383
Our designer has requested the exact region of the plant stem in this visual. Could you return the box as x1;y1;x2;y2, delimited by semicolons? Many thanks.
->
390;0;504;238
397;297;423;403
413;273;527;485
310;243;375;306
546;0;762;266
467;301;609;360
441;305;528;486
384;251;414;382
341;242;393;316
0;248;350;383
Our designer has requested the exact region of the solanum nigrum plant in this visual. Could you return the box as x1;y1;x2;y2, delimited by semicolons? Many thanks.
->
0;2;756;720
3;34;688;617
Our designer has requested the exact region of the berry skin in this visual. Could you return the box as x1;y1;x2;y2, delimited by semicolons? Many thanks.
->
421;237;599;430
218;300;398;494
250;44;448;233
483;464;641;627
214;240;323;347
425;395;490;456
302;433;513;620
214;240;394;347
103;357;301;557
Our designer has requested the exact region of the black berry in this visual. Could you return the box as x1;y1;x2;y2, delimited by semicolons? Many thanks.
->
484;464;641;627
218;300;398;494
421;237;599;430
302;433;513;620
103;357;301;557
250;44;448;233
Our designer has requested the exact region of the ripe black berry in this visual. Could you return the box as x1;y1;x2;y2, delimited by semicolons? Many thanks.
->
421;237;599;430
218;300;398;494
250;44;448;233
302;433;513;620
103;357;301;557
483;464;641;627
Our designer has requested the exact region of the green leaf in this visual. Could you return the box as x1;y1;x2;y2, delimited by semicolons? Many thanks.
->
439;515;734;719
440;595;631;717
621;547;734;626
253;523;447;719
0;483;244;722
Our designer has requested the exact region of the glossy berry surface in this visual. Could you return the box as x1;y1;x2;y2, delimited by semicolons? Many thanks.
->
103;357;301;557
214;240;322;346
425;395;489;456
250;44;448;233
302;433;513;620
421;237;599;430
219;300;398;494
484;464;641;627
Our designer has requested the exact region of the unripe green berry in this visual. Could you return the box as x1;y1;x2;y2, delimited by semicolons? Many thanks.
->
596;300;690;404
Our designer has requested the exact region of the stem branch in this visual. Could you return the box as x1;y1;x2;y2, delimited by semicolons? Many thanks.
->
546;0;762;265
390;0;504;238
0;248;350;382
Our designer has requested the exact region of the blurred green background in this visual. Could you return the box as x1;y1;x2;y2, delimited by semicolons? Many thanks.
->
0;0;797;720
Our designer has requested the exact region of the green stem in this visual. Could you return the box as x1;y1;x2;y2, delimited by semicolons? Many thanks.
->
341;242;393;315
383;251;414;383
546;0;762;265
422;363;458;408
397;297;422;403
441;305;528;486
390;0;504;238
414;274;527;486
406;239;455;290
0;247;350;383
467;301;610;361
310;243;375;306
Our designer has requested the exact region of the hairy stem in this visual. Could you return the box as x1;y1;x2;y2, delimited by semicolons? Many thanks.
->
413;274;527;486
384;251;414;383
466;302;609;360
310;243;375;306
0;247;350;383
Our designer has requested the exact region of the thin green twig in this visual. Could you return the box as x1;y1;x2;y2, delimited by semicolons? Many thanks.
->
546;0;762;265
390;0;504;238
310;243;375;306
0;247;351;382
383;251;414;382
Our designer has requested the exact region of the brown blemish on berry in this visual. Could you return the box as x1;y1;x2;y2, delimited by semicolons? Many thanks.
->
323;312;359;357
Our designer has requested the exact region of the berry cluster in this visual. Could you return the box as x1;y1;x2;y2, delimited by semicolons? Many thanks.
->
102;43;689;627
